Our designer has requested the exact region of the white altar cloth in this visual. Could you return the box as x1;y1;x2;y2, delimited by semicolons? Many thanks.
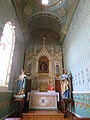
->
27;91;59;109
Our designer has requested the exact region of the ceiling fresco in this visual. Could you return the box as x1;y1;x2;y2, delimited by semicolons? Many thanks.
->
12;0;79;45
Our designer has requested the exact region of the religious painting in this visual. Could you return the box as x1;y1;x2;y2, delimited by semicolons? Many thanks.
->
56;64;60;74
39;56;49;73
40;62;48;72
28;63;32;73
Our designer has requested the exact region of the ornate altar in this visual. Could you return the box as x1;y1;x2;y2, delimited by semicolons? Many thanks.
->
24;43;63;91
24;43;63;109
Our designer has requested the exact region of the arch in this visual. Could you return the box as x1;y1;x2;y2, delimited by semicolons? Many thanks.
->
37;46;51;60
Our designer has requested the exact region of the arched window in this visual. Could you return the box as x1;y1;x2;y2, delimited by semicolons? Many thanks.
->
0;21;15;87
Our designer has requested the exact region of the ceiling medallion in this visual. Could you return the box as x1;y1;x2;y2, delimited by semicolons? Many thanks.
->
24;6;32;16
31;0;63;7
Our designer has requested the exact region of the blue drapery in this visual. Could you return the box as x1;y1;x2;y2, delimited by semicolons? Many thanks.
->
16;77;26;92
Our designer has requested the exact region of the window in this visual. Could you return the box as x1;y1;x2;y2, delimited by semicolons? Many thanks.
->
42;0;48;5
0;21;15;87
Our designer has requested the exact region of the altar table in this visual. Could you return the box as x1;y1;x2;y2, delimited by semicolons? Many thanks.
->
27;91;59;110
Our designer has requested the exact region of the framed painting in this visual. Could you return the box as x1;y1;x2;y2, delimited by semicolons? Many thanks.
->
38;56;49;73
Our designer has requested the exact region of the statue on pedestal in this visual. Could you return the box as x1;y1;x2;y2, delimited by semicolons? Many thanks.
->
15;69;27;96
61;70;71;99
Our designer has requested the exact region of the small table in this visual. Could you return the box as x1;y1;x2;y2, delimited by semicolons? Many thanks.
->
13;98;25;117
61;98;74;113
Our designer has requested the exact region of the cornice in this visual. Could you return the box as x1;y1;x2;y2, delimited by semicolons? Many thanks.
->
11;0;30;43
60;0;80;44
11;0;26;31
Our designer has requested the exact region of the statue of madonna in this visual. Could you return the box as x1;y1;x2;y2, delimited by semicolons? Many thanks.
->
15;69;27;95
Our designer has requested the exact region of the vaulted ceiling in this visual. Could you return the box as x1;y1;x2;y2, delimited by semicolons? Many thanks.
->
12;0;79;45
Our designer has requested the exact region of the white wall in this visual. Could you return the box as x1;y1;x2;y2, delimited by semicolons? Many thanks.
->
63;0;90;92
0;0;26;91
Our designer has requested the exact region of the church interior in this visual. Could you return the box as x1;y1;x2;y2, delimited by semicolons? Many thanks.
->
0;0;90;120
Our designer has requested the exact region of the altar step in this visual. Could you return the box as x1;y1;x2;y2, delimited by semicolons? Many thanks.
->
22;110;65;120
64;118;70;120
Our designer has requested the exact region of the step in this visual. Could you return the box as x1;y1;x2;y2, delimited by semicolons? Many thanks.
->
5;118;21;120
22;110;64;120
64;118;70;120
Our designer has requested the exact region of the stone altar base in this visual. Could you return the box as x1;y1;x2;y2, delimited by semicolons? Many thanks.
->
22;110;64;120
28;91;59;110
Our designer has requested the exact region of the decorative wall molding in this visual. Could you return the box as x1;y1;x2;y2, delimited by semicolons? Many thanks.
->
72;112;90;120
61;0;80;43
73;91;90;93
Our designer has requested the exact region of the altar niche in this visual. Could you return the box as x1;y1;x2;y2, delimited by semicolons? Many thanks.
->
38;56;49;73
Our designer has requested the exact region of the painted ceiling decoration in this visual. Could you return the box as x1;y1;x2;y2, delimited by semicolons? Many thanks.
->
12;0;79;45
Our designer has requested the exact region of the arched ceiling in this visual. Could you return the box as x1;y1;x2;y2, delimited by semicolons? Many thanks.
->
12;0;79;45
28;12;62;34
30;28;60;45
